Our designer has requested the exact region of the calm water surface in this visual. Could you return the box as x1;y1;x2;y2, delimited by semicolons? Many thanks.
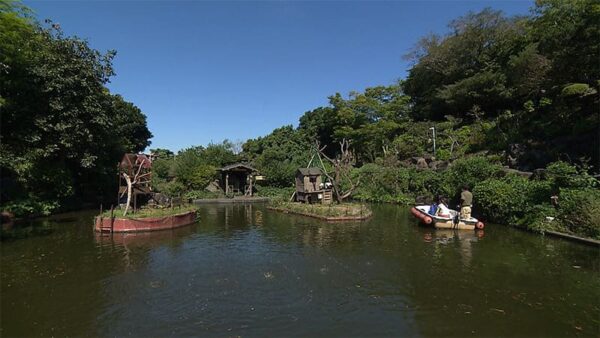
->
1;204;599;337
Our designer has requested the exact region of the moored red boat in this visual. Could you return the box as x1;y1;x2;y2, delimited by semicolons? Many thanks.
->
411;205;484;230
94;210;197;233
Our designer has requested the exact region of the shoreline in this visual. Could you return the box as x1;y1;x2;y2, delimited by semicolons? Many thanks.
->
5;201;598;246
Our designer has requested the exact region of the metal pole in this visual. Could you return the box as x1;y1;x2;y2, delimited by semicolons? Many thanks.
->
430;126;436;157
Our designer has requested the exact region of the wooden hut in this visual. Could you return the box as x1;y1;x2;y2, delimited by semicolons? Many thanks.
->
295;168;332;204
218;163;257;196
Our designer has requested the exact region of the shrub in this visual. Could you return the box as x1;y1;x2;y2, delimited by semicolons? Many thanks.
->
3;198;59;218
473;175;531;224
255;186;295;201
353;164;413;203
545;161;598;191
392;132;427;159
561;83;595;97
446;156;502;192
408;169;453;200
354;164;403;200
155;180;185;197
556;188;600;239
517;204;563;234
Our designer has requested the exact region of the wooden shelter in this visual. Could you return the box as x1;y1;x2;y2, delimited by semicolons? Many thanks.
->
219;163;257;196
118;153;152;210
295;168;332;204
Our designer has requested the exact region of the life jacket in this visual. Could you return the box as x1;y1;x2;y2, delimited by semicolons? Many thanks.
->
428;204;438;215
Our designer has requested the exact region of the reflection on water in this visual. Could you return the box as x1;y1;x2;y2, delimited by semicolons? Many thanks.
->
422;229;485;267
1;204;599;337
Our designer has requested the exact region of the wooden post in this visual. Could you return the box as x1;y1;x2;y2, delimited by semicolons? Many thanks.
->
116;163;120;205
110;205;114;233
249;174;253;197
225;174;229;195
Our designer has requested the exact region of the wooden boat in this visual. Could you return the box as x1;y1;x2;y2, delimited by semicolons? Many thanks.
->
410;205;484;230
94;210;197;233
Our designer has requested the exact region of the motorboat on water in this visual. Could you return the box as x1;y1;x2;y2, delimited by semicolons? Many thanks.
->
411;205;484;230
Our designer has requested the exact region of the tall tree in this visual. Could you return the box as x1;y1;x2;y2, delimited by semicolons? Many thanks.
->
0;3;152;215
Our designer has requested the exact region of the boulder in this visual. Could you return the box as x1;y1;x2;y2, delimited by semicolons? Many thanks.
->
423;154;436;163
532;168;547;180
429;160;449;171
206;180;222;193
416;158;429;170
501;167;533;179
410;157;424;164
151;192;170;206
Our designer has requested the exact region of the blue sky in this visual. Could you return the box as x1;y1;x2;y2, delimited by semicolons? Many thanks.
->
27;1;533;152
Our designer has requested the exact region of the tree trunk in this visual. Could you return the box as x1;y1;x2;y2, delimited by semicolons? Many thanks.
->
123;173;133;216
333;165;343;203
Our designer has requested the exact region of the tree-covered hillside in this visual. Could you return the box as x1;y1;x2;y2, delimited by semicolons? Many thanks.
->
237;0;599;238
243;0;598;176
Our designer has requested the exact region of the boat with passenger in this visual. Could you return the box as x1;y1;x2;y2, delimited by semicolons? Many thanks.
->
411;205;484;230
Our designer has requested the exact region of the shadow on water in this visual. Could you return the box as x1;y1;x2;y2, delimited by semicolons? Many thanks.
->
1;204;599;337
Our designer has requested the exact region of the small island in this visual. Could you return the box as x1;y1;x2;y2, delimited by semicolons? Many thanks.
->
95;154;198;233
95;205;198;233
268;201;372;222
267;165;371;222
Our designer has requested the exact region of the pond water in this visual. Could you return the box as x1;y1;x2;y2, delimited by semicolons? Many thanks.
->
1;204;599;337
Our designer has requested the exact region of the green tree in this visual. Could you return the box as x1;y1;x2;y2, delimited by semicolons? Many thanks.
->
0;3;152;215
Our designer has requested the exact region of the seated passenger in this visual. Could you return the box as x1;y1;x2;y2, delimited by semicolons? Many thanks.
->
436;197;451;218
428;203;438;215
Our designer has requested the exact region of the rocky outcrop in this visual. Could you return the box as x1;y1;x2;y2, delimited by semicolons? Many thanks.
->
429;160;450;171
501;166;533;179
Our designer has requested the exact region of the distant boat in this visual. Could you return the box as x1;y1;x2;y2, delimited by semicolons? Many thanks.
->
411;205;484;230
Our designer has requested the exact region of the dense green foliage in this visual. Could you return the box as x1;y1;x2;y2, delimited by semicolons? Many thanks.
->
0;2;152;216
557;188;600;238
150;141;237;198
242;1;598;188
237;0;599;238
404;0;599;168
2;1;598;240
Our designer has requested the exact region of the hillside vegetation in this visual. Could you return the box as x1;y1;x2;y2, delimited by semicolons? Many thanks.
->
1;1;598;239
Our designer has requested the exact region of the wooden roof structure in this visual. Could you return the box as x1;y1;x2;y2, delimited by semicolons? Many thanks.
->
297;167;322;176
218;163;258;196
219;163;257;172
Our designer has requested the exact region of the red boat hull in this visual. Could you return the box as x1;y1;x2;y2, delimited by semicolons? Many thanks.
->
95;210;197;233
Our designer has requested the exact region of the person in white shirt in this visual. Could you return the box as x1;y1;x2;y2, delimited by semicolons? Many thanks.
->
436;197;451;218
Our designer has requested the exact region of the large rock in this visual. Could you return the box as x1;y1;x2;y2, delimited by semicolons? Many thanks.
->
150;192;170;206
423;154;436;163
206;180;222;193
429;160;449;171
501;167;533;179
410;157;423;164
416;157;429;170
532;168;547;180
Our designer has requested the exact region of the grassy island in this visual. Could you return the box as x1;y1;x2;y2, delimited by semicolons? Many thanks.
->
267;202;372;221
99;205;198;219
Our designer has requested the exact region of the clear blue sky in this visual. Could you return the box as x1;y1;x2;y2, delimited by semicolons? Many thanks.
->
27;0;533;152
